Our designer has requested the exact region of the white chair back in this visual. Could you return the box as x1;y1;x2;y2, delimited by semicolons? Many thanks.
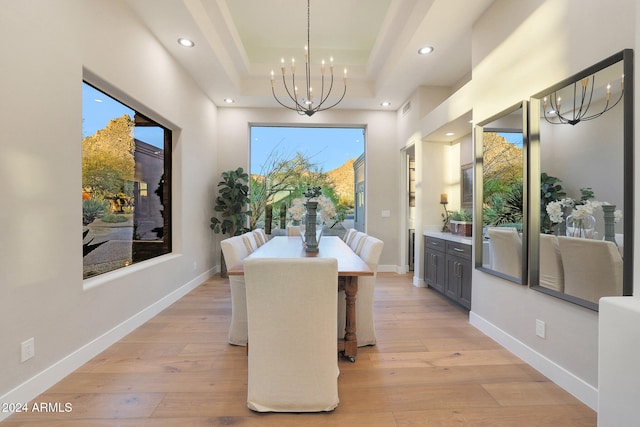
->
220;236;251;346
221;235;250;269
343;228;356;243
488;227;522;279
558;236;623;304
539;234;564;292
288;225;303;236
242;231;258;253
349;231;367;253
252;229;265;247
244;257;339;412
338;235;384;347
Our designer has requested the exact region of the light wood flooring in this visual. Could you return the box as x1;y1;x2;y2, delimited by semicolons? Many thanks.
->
5;273;596;426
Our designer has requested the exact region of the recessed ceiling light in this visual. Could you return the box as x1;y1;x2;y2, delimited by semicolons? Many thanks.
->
418;46;434;55
223;98;235;104
445;132;455;136
380;101;391;107
177;38;195;48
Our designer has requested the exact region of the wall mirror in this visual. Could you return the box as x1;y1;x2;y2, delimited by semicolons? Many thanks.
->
474;102;528;284
529;49;634;310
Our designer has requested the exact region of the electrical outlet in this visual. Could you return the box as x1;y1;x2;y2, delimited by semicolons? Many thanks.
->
535;319;546;339
193;261;197;271
21;338;35;362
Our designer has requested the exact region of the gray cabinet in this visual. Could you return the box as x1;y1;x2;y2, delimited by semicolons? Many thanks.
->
424;236;472;309
424;236;446;293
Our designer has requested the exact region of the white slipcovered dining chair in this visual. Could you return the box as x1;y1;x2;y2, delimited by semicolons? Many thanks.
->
242;231;258;253
338;235;384;347
488;227;522;279
287;225;303;236
244;257;339;412
349;231;367;254
220;236;251;346
252;229;265;247
539;234;564;292
558;236;623;304
343;228;356;244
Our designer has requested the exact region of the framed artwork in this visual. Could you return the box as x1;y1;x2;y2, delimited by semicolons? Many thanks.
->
461;163;473;208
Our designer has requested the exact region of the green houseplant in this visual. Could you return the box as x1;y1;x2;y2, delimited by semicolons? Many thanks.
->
210;167;252;276
449;209;473;236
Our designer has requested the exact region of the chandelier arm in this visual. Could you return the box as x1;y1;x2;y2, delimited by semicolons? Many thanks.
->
316;84;347;112
314;73;334;110
281;73;307;111
272;86;302;111
582;90;624;121
576;77;596;121
550;92;569;124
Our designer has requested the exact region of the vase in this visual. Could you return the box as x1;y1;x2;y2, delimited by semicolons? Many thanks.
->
303;201;319;252
602;204;617;245
565;213;596;239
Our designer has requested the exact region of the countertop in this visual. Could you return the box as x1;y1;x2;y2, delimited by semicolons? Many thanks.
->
424;230;473;245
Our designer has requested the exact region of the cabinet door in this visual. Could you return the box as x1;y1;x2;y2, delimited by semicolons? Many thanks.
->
425;249;445;293
445;258;460;300
457;258;472;309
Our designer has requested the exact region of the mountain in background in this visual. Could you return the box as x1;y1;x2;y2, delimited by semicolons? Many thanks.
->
326;158;355;205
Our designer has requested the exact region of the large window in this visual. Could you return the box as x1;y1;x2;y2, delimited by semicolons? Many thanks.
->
82;81;171;279
249;126;364;233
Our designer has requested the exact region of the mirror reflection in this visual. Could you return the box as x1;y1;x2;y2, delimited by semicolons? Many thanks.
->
475;103;526;283
532;51;632;309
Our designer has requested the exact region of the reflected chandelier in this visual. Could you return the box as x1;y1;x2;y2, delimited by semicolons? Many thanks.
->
270;0;347;117
542;75;624;125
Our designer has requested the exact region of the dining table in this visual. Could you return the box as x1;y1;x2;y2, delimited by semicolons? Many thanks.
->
227;235;373;362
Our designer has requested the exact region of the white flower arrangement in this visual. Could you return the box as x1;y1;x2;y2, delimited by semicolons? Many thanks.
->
288;198;306;221
314;195;337;223
289;189;337;224
546;198;621;223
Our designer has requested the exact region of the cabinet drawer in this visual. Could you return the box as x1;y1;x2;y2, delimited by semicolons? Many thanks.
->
425;236;445;252
446;241;471;260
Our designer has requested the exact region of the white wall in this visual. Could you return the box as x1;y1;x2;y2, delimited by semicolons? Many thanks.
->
466;0;636;410
217;107;399;269
0;0;219;410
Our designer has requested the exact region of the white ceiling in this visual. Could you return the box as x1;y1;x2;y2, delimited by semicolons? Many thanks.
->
125;0;495;113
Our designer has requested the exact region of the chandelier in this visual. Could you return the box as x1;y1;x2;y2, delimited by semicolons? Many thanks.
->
542;75;624;125
270;0;347;117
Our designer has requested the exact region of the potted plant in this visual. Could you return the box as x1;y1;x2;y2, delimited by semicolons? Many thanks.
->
210;167;252;276
449;209;473;236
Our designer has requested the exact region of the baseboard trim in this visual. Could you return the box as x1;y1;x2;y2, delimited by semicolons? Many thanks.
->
413;275;426;287
469;311;598;410
0;268;214;422
378;264;397;273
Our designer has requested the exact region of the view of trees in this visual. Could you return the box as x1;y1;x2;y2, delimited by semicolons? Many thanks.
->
249;147;354;230
482;132;524;227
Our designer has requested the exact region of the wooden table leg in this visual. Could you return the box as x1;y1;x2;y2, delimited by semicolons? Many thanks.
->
342;276;358;361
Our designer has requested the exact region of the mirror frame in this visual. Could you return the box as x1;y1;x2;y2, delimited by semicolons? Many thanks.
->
529;49;634;310
474;101;529;284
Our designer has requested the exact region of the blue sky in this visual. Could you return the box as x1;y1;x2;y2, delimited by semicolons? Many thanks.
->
498;131;523;148
82;82;164;148
250;126;365;174
83;82;364;167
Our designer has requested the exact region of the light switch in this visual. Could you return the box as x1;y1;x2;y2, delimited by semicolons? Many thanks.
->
381;210;391;218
